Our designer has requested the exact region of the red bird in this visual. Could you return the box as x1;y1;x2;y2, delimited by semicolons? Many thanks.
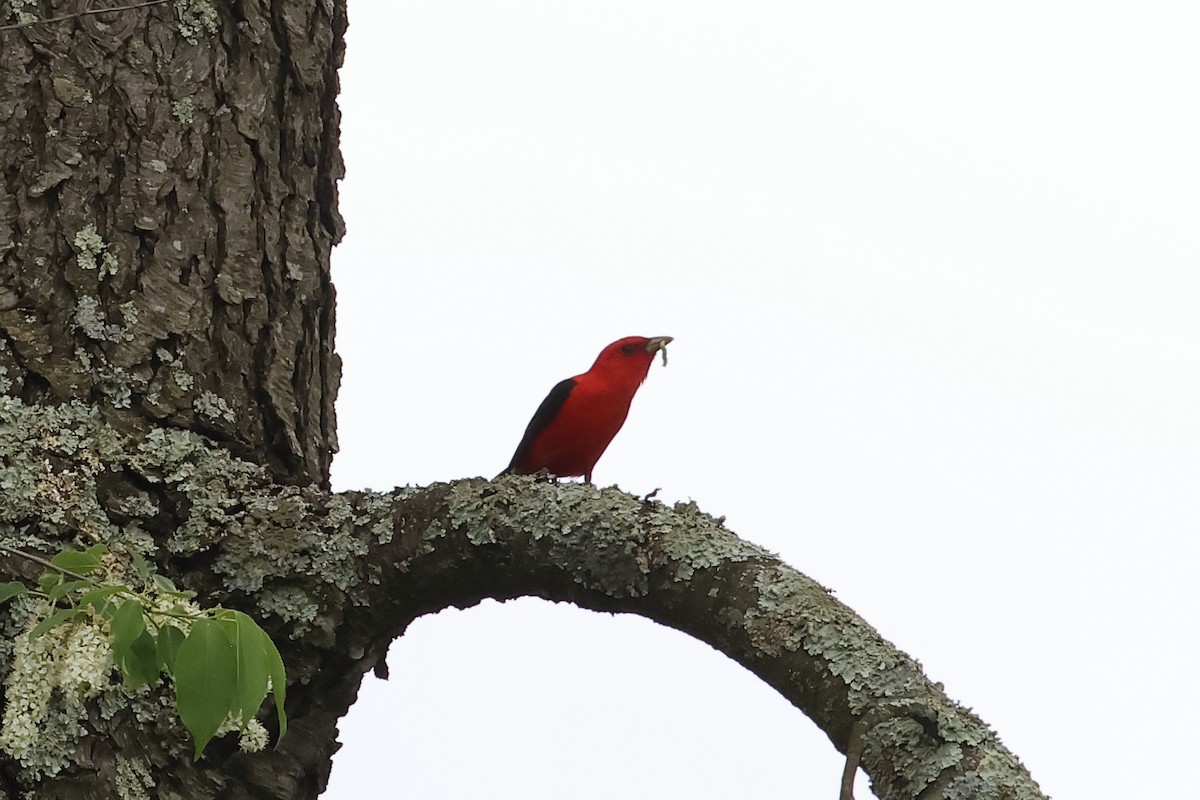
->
500;336;673;483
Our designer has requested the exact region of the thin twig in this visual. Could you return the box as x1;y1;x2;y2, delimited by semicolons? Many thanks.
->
0;543;96;583
0;0;172;34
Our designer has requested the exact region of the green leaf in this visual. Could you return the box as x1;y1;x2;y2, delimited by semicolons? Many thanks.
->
259;621;288;743
29;607;82;639
157;624;186;674
51;544;106;575
46;579;93;603
226;611;271;727
175;618;238;760
77;584;128;614
130;551;154;585
152;574;180;594
111;600;161;688
37;570;63;594
215;610;287;744
110;600;146;668
264;638;286;743
0;581;28;604
123;630;161;688
149;573;196;598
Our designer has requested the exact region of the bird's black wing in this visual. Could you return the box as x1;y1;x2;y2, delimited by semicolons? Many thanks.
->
498;378;577;477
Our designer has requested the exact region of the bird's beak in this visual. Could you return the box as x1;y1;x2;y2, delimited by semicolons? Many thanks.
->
645;336;673;366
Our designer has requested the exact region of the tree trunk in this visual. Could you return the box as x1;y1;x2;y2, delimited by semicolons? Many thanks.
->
0;3;1047;799
0;0;343;489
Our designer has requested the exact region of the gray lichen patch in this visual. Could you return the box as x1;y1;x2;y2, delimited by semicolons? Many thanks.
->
864;716;964;794
0;396;376;652
174;0;220;43
648;499;776;581
95;364;137;409
257;586;320;639
744;565;927;714
0;397;263;563
0;398;123;543
172;364;194;391
118;302;139;327
115;754;156;800
72;224;119;278
450;478;651;597
734;561;1036;798
6;0;37;25
210;501;368;641
861;708;1037;800
170;98;195;125
74;296;130;342
192;391;235;423
451;479;777;596
350;489;408;545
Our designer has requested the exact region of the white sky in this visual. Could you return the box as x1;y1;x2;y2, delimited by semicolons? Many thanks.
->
325;3;1199;798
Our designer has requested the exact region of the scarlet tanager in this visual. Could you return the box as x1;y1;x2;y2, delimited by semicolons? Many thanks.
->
499;336;673;483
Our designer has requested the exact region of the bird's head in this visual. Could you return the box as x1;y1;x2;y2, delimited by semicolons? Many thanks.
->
589;336;674;380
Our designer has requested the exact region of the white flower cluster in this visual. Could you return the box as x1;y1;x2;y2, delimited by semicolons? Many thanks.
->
214;713;270;753
238;718;269;753
0;610;58;764
0;608;114;775
55;620;113;698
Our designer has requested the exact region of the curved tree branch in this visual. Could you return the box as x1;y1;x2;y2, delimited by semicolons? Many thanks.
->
316;478;1046;800
197;475;1049;800
0;400;1046;799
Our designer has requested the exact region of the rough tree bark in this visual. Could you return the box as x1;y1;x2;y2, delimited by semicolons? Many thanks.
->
0;2;1048;799
0;0;341;488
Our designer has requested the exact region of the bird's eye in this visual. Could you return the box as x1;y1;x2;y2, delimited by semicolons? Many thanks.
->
620;343;638;355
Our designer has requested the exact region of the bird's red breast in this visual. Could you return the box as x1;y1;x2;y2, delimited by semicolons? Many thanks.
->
501;336;672;483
